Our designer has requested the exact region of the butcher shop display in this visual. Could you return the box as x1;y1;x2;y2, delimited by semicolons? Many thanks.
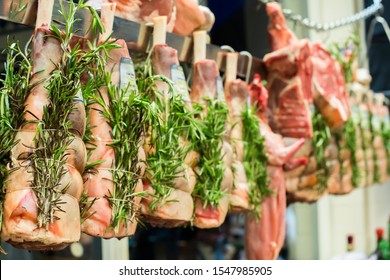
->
0;0;389;262
0;0;101;250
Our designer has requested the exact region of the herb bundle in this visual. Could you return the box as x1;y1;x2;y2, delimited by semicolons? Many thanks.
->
344;119;361;187
368;110;381;183
89;69;151;232
333;118;360;188
357;108;370;186
192;98;229;208
136;57;199;211
380;119;390;176
26;0;108;228
241;104;270;219
312;107;331;191
0;40;32;254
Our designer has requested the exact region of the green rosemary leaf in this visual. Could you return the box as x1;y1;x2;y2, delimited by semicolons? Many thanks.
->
135;57;200;211
380;119;390;175
344;119;361;187
27;0;113;228
312;107;331;192
0;38;32;253
368;109;381;183
191;98;229;208
242;104;270;220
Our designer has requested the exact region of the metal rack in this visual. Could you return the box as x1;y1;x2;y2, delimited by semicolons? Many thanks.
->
0;0;265;79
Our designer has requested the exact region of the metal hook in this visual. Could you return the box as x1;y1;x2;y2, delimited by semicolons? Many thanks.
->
239;51;253;84
375;16;390;43
240;51;253;106
220;45;235;53
366;13;390;68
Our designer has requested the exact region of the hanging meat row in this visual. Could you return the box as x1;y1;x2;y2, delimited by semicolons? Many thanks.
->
0;1;389;260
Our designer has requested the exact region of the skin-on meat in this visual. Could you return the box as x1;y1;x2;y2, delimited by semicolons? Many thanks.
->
225;79;251;212
82;39;143;238
88;0;177;32
190;59;233;228
140;44;195;227
2;22;85;250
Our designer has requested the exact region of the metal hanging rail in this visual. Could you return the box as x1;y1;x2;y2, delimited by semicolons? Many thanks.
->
0;0;265;79
258;0;384;32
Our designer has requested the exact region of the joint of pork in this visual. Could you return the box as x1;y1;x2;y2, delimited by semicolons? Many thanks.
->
1;165;81;250
140;182;194;227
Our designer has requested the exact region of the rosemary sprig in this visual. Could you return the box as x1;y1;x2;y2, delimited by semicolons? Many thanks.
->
7;0;28;21
241;104;270;219
312;107;331;191
334;131;345;181
28;0;112;228
136;58;200;211
380;118;390;175
192;98;229;208
0;39;32;254
357;109;370;186
89;69;151;232
344;119;361;187
368;110;381;183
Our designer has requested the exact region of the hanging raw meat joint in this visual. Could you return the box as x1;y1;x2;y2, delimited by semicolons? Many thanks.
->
190;31;232;228
0;28;36;255
265;2;350;133
173;0;215;35
88;0;176;32
263;2;351;202
139;16;197;228
221;52;251;213
81;3;145;238
374;94;390;181
1;0;94;250
88;0;215;36
245;74;306;260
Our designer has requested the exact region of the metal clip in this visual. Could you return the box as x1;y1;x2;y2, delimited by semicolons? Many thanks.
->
239;51;253;84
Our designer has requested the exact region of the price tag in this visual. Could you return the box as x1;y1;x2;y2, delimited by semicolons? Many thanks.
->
119;57;138;96
170;64;190;103
216;76;225;102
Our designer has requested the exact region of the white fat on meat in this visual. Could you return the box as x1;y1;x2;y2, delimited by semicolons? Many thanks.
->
81;39;142;238
190;59;233;228
140;43;195;227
